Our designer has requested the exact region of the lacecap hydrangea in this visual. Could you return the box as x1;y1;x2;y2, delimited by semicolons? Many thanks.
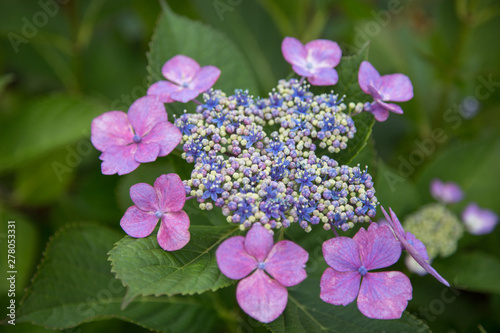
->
90;36;450;323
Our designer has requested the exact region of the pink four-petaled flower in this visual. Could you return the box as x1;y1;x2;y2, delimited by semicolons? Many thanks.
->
462;203;498;235
320;223;412;319
120;174;190;251
91;96;181;175
430;178;463;204
358;61;413;121
216;223;308;323
381;206;450;287
281;37;342;86
147;55;221;103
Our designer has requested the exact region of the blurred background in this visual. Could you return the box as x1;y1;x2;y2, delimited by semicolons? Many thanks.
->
1;0;499;332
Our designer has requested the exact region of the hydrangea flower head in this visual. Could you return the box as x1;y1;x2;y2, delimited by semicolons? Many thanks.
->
120;174;190;251
147;55;221;103
320;223;412;319
216;223;308;323
381;206;450;286
91;96;181;175
281;37;342;86
430;178;463;204
462;203;499;235
358;61;413;121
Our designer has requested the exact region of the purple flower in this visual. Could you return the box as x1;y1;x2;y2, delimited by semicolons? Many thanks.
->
320;223;412;319
358;61;413;122
216;223;308;323
120;174;190;251
91;96;181;175
147;55;221;103
462;203;498;235
281;37;342;86
430;178;463;204
381;206;450;287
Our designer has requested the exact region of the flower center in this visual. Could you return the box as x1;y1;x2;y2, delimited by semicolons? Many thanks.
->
408;239;414;246
133;134;142;143
181;82;189;88
358;265;368;276
257;262;266;270
154;210;163;219
306;62;313;70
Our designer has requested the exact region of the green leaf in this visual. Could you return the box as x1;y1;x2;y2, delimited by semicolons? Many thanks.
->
334;112;375;165
109;224;239;307
16;224;219;332
334;42;372;104
0;94;105;174
147;1;258;115
266;276;431;333
433;252;500;295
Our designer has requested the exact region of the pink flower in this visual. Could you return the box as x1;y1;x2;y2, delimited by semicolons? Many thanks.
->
281;37;342;86
381;206;450;287
91;96;181;175
120;174;190;251
462;203;498;235
216;223;308;323
320;223;412;319
430;178;463;204
147;55;221;103
358;61;413;121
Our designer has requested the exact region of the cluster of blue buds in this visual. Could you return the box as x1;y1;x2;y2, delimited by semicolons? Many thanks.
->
175;79;377;232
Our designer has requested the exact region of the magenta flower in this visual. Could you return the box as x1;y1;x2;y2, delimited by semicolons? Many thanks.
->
91;96;181;175
147;55;221;103
320;223;412;319
358;61;413;121
120;174;190;251
216;223;308;323
462;203;498;235
430;178;463;204
281;37;342;86
381;206;450;287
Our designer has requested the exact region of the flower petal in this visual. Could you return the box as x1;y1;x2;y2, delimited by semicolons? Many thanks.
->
154;174;186;212
99;144;140;175
91;111;133;152
462;203;499;235
322;236;362;272
291;64;313;77
358;61;380;94
281;37;307;67
244;223;274;262
216;236;258;280
382;207;450;287
169;89;201;103
264;240;308;287
376;74;413;102
309;68;338;86
129;182;158;212
357;271;412;319
162;55;200;85
135;142;160;163
142;122;182;157
320;267;361;306
430;179;463;204
157;211;190;251
368;103;390;122
236;269;288;323
305;39;341;68
353;224;401;271
120;206;158;238
147;81;179;103
376;100;403;114
189;66;221;93
128;96;168;137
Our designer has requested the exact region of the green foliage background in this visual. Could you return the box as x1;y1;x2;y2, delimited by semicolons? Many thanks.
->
1;0;499;332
